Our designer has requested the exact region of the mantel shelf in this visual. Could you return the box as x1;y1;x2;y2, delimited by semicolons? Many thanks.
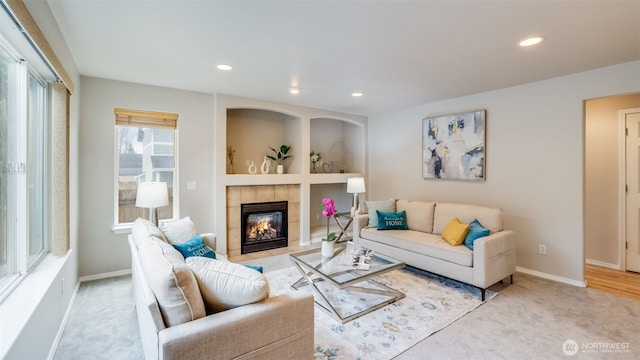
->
224;173;364;186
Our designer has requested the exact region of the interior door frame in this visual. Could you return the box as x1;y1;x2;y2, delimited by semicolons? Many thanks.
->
618;108;640;271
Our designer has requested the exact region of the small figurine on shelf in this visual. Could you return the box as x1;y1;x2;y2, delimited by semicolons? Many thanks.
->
310;151;321;173
226;145;236;174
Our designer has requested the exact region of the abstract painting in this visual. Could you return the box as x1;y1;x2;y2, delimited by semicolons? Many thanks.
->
422;110;486;180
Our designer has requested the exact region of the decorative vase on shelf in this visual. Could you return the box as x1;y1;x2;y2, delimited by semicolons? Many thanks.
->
276;164;284;174
260;156;270;174
321;241;334;258
248;161;257;174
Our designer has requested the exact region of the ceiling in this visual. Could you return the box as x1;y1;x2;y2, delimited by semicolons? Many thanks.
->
45;1;640;116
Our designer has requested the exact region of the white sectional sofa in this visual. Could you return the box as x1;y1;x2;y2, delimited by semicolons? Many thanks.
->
128;218;314;360
353;200;516;300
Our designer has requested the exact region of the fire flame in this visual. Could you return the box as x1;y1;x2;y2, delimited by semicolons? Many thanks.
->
247;219;278;240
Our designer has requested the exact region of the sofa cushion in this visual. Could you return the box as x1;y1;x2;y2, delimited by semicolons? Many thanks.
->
433;202;503;234
137;236;206;327
465;219;491;250
187;257;270;313
377;210;408;230
365;199;396;227
396;200;436;233
442;218;469;246
360;228;473;267
160;216;197;244
172;233;216;259
131;218;167;246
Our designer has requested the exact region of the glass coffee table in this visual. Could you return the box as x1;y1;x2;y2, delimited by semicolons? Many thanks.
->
289;243;405;323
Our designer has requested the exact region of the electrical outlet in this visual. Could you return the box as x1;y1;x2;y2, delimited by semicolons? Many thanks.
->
245;160;251;166
538;244;547;255
187;181;196;190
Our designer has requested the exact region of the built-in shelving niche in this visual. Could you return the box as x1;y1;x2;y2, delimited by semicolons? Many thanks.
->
310;117;365;175
227;108;301;175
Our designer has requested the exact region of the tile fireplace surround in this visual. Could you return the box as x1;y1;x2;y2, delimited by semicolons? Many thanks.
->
226;184;300;257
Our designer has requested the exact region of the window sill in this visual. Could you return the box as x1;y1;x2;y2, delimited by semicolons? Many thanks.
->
112;224;132;235
113;218;176;235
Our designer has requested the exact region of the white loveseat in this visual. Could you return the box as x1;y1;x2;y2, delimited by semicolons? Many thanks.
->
128;218;314;360
353;200;516;300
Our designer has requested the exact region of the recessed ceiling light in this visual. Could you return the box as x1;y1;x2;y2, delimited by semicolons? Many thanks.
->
519;36;544;47
352;92;363;97
289;87;300;95
216;64;233;71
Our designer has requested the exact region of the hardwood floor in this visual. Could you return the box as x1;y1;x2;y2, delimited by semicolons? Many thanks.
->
585;264;640;301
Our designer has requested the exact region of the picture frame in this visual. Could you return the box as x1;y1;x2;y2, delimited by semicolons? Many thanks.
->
422;110;486;181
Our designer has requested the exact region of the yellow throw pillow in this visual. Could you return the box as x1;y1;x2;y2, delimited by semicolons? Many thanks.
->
442;217;470;246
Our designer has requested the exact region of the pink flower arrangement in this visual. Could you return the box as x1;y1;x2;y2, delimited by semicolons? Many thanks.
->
321;197;337;242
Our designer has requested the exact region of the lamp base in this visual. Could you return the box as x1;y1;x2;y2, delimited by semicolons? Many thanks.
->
149;207;159;227
351;193;360;216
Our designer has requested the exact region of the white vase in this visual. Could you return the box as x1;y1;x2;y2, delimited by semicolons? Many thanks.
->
321;241;334;257
248;161;257;174
260;156;270;174
276;164;284;174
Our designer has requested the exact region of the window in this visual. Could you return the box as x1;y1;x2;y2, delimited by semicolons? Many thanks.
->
114;108;178;227
0;42;50;296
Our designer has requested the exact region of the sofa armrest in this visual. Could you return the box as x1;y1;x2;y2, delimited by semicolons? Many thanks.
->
158;291;314;360
353;214;369;243
472;230;516;288
201;233;216;250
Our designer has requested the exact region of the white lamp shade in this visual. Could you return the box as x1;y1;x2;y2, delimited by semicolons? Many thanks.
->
347;177;366;194
136;182;169;208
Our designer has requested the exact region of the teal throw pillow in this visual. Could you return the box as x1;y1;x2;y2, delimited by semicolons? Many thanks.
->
243;264;264;273
365;199;396;227
172;234;216;259
376;210;409;230
464;219;491;250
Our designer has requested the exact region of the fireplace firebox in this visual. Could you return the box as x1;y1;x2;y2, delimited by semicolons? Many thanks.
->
241;201;288;254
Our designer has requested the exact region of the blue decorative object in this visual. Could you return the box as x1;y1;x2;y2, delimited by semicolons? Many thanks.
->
464;219;491;250
243;264;264;273
172;234;216;259
376;210;408;230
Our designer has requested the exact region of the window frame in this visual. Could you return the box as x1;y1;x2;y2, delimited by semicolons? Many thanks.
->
112;108;179;233
0;35;52;301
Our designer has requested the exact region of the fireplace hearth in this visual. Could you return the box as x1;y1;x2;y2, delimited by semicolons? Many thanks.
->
241;201;288;254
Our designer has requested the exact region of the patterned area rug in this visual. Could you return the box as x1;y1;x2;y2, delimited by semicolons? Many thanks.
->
265;266;496;360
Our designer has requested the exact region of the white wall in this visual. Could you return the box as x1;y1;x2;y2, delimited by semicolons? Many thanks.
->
585;94;640;268
368;61;640;284
78;77;215;277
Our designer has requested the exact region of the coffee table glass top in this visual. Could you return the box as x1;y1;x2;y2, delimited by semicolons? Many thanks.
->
289;243;405;288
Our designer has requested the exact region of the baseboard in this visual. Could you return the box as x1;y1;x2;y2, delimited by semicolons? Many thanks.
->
585;258;621;270
78;269;132;283
516;266;587;288
47;281;81;360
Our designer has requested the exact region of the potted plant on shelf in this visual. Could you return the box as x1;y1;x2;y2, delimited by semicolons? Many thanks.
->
267;145;292;174
321;197;337;257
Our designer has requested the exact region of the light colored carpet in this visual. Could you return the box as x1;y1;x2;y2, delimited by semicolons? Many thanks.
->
266;265;495;359
53;254;640;359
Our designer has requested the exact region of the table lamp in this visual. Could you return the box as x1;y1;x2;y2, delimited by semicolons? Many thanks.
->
136;181;169;226
347;177;366;216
